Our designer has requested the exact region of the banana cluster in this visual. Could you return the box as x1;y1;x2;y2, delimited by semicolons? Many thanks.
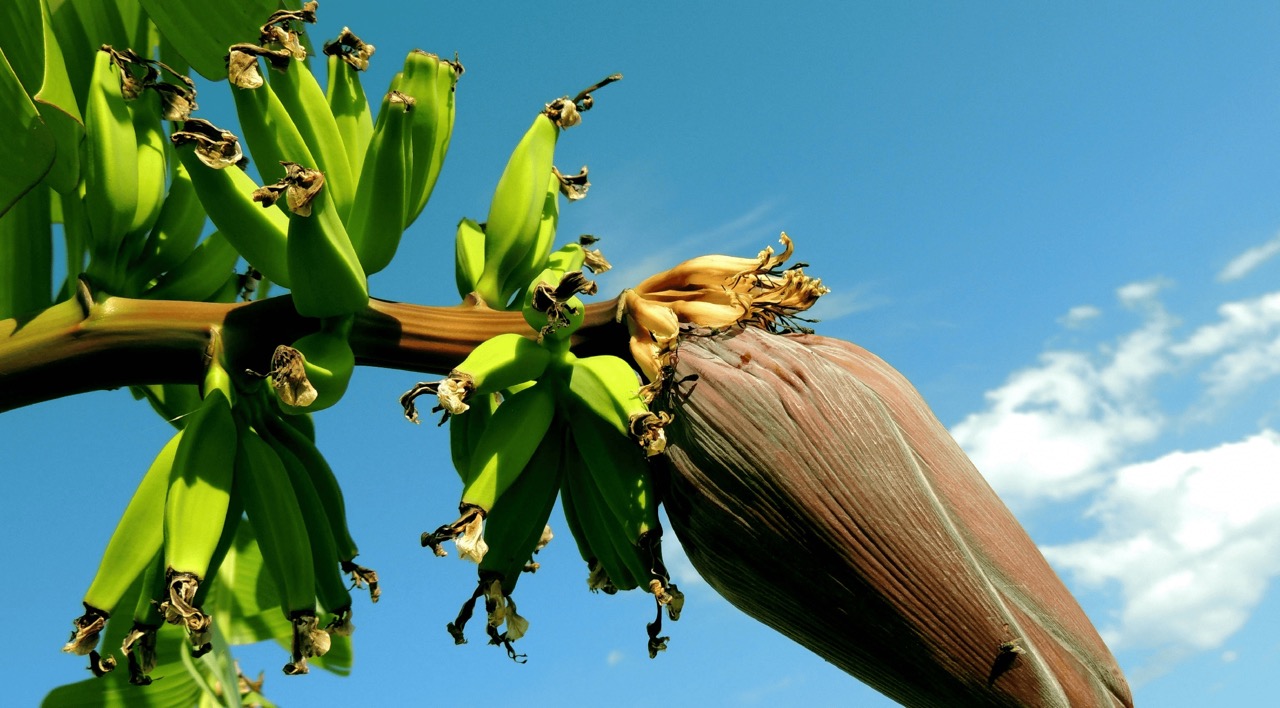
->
455;76;619;309
403;257;683;660
63;358;378;683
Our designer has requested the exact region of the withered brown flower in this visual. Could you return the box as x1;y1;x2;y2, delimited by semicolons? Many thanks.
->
654;327;1133;707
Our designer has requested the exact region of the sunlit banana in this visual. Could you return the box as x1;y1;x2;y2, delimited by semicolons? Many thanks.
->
346;90;413;275
253;398;353;633
323;29;376;183
474;111;558;307
228;49;317;189
126;160;208;293
258;399;379;601
279;164;369;318
400;49;462;228
170;119;292;288
477;419;563;594
495;171;560;309
121;84;168;269
565;353;667;454
0;185;53;320
234;423;326;674
400;332;550;422
449;391;498;485
160;385;237;652
131;383;203;429
559;439;639;593
521;263;596;344
62;428;183;659
83;46;138;277
454;217;486;301
140;231;239;302
421;381;557;562
266;42;356;220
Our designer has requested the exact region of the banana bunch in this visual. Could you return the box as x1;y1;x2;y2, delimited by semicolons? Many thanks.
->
77;41;207;299
63;355;378;680
404;260;682;659
456;75;620;309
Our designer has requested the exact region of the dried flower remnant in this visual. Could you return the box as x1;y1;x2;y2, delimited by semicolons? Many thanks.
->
252;162;325;216
654;326;1133;707
170;118;245;169
323;27;376;71
553;165;590;201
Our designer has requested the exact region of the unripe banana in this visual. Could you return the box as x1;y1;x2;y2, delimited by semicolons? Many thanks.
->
63;428;183;657
400;50;461;228
449;391;497;485
267;48;356;220
83;46;138;272
495;172;560;309
254;400;353;627
475;112;558;307
560;441;640;593
521;266;595;344
127;160;208;292
140;231;239;302
257;400;379;601
132;383;203;429
459;380;557;514
121;548;166;685
565;401;661;549
449;333;551;408
123;85;168;267
229;53;317;189
271;318;356;414
346;90;413;275
283;167;369;319
161;387;236;649
454;217;486;301
477;420;563;595
171;121;293;288
323;30;375;184
234;424;324;674
565;353;664;450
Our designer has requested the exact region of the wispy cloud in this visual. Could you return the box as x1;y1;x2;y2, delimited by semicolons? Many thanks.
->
1059;304;1101;329
950;280;1173;508
1218;234;1280;282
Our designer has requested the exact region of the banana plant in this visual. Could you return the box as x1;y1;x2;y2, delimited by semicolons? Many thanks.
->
0;1;1134;707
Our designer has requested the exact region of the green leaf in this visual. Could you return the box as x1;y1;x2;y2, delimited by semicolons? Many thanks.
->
0;46;55;217
136;0;296;82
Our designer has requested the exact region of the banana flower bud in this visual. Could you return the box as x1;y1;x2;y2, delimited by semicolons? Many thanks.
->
656;327;1134;707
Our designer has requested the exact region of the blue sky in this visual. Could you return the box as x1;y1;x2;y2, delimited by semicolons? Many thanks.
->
5;1;1280;704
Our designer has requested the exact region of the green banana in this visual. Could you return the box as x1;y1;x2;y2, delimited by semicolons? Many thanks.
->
160;386;237;651
559;439;639;593
565;353;664;449
253;399;353;632
496;172;560;309
282;165;370;319
400;50;462;228
401;332;550;422
229;53;317;189
270;317;356;414
346;90;413;275
127;159;209;293
475;112;558;307
477;419;563;596
63;428;183;658
521;263;595;344
421;381;557;563
454;217;486;301
323;30;375;184
132;383;203;428
258;398;379;601
171;119;293;288
460;380;557;514
140;231;239;302
267;45;356;220
234;424;327;674
83;46;138;278
121;84;168;269
449;391;498;485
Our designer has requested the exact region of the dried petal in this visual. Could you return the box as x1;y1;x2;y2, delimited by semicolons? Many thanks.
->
270;345;318;408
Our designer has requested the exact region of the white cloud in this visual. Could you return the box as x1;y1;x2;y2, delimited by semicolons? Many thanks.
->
1059;305;1101;329
1170;292;1280;400
1219;234;1280;282
950;282;1173;506
1042;432;1280;677
606;649;624;666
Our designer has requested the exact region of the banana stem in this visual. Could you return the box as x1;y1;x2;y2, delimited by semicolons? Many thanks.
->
0;290;626;413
